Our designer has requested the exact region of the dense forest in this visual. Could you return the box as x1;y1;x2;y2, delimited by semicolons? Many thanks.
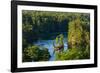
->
22;10;90;62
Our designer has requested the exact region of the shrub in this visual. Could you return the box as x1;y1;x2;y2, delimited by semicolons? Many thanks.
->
55;48;90;60
23;45;50;62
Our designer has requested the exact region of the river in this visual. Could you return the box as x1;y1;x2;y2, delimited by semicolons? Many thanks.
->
33;33;68;61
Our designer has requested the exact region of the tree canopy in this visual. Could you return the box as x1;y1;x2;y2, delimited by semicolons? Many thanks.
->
22;10;90;62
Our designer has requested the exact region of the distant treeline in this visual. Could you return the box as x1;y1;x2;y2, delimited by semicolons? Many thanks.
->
22;10;89;47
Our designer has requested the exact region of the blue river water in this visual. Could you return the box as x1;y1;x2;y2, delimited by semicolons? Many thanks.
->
33;37;68;61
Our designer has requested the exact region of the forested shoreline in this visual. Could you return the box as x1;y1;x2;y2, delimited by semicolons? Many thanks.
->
22;10;90;62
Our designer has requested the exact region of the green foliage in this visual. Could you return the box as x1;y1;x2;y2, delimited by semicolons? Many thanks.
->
55;34;64;46
53;34;64;52
22;10;69;49
68;16;90;49
55;48;90;60
22;10;90;61
56;14;90;60
68;18;83;49
59;34;64;45
55;36;59;45
23;45;50;62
